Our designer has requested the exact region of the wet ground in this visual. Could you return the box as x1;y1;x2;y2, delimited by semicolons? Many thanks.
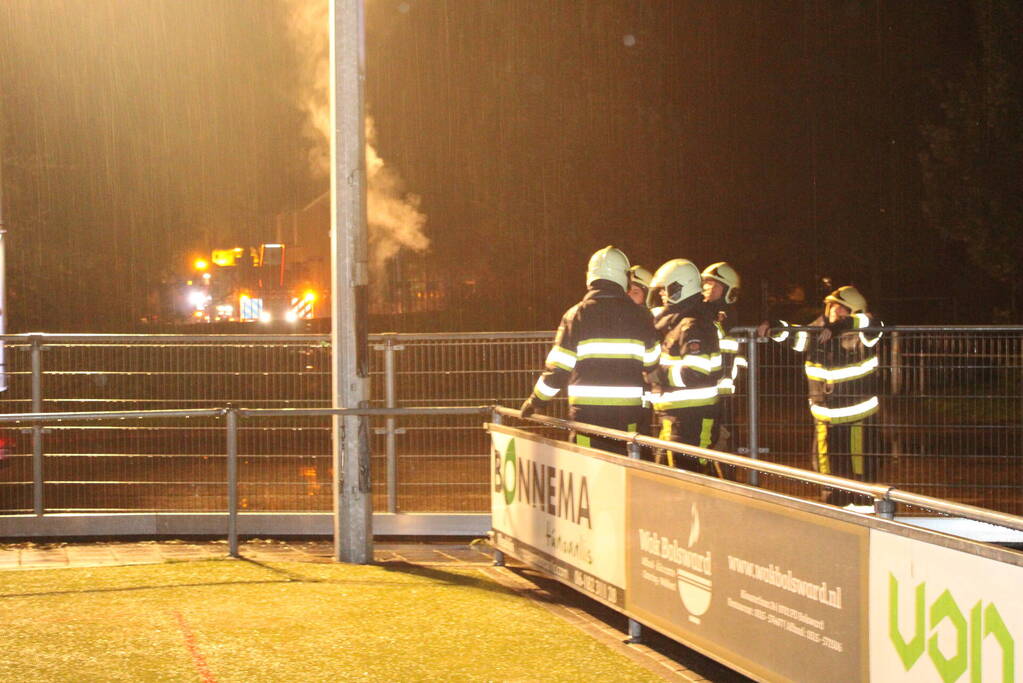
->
0;538;750;682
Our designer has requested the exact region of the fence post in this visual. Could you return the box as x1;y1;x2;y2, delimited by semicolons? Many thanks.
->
30;335;43;516
383;339;402;514
226;406;239;558
627;618;643;644
625;430;643;643
374;339;406;514
745;331;760;487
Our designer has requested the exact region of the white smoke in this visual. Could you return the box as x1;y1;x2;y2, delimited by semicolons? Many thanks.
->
285;0;429;275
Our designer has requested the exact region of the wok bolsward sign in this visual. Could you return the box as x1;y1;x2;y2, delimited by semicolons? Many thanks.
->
625;471;868;682
490;430;626;606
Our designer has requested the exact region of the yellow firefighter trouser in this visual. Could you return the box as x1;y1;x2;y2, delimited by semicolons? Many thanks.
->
657;411;715;473
814;421;868;479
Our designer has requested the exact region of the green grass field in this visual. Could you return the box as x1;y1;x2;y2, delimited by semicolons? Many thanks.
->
0;559;665;682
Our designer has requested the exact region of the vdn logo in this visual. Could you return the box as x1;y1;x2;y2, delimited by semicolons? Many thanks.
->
492;439;517;505
889;573;1014;682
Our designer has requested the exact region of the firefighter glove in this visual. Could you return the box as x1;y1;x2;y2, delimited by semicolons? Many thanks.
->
519;398;536;419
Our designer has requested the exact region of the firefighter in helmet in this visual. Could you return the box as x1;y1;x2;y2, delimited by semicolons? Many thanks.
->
646;259;722;472
701;262;746;464
759;285;884;505
520;246;660;454
627;265;653;308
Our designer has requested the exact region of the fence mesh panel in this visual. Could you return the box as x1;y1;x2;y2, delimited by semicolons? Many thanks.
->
0;329;1018;516
726;328;1023;514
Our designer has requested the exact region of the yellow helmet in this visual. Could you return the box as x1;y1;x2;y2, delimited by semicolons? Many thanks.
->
824;285;867;314
701;262;741;304
648;259;702;307
586;245;630;290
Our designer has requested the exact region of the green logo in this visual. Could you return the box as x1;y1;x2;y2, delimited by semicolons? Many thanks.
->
492;439;517;505
889;573;1014;682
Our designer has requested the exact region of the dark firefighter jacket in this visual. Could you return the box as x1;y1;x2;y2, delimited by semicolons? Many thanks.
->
529;280;660;416
647;299;722;413
771;313;884;424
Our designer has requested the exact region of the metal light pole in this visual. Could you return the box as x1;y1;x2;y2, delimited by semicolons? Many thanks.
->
329;0;372;563
0;141;7;392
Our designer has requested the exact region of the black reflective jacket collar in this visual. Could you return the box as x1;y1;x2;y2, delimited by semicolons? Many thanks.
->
656;294;704;322
583;280;627;301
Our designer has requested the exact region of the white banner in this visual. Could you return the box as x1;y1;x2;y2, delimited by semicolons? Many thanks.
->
869;529;1021;682
490;430;627;604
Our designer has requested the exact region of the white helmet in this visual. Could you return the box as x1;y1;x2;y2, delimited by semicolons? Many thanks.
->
824;285;867;314
701;262;741;304
648;259;702;307
628;265;653;290
586;246;630;290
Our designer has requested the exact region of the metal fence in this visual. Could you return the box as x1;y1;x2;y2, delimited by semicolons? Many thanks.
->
735;326;1023;515
0;327;1019;517
0;333;555;516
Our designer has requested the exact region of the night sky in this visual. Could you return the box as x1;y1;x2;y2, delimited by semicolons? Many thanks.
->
0;0;1011;332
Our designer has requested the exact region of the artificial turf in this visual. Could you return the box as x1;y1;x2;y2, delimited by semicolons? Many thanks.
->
0;559;665;682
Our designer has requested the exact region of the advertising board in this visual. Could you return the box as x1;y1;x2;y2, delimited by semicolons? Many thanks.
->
869;529;1020;682
489;425;1023;681
625;470;869;681
490;427;627;607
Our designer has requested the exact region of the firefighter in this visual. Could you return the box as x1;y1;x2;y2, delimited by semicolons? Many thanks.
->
627;264;656;444
759;285;884;505
646;259;722;472
520;246;660;454
627;265;653;308
701;262;746;466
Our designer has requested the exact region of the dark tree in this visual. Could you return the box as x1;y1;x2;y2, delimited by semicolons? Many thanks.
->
920;0;1023;320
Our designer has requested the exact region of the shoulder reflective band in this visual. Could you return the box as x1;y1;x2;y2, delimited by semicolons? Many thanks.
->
719;337;740;353
533;377;560;400
717;359;742;393
660;352;684;367
804;355;878;383
809;396;879;424
545;346;577;371
576;339;646;360
651;385;720;410
644;344;661;366
770;321;790;342
672;353;723;384
567;384;645;406
854;315;884;348
792;330;809;353
682;352;722;373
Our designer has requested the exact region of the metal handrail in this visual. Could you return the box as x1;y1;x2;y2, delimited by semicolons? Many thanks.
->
0;405;496;556
492;406;1023;535
236;406;492;419
4;325;1019;347
0;409;227;423
4;403;1021;555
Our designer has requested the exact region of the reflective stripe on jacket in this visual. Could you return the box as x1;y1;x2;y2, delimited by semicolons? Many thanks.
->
648;300;721;414
530;282;659;409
